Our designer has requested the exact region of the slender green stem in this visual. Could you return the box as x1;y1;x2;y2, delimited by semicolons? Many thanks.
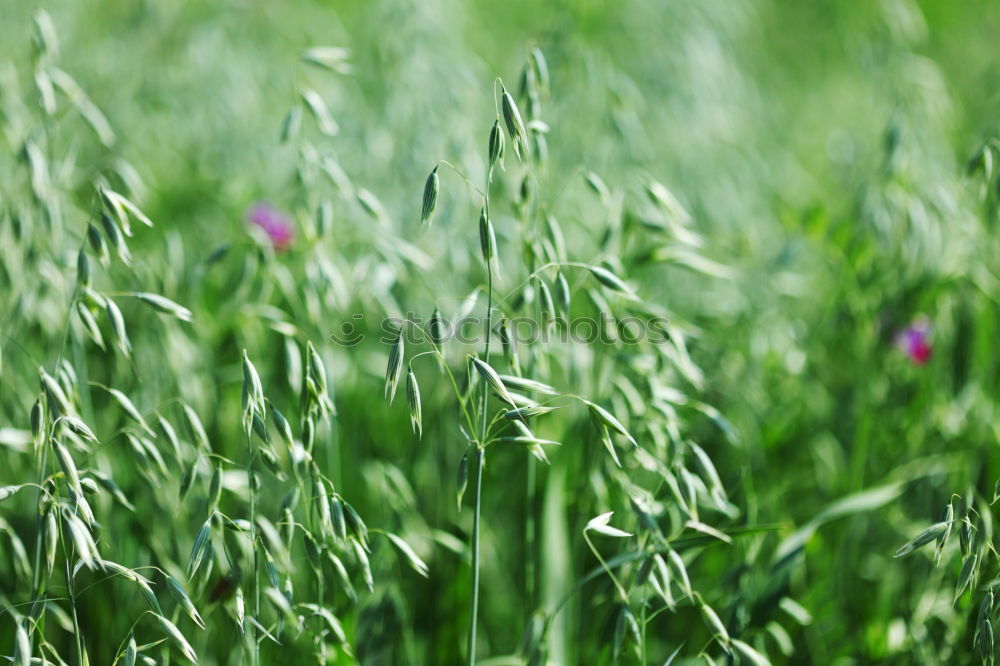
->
523;253;541;617
46;423;84;666
28;430;52;653
640;598;648;663
482;164;495;397
65;556;84;666
583;531;629;601
31;428;51;594
483;408;511;441
53;490;85;666
480;263;494;434
467;159;495;666
437;160;486;198
467;445;485;666
525;453;536;611
247;433;260;666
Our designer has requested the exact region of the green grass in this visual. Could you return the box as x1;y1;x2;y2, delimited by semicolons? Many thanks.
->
2;1;1000;664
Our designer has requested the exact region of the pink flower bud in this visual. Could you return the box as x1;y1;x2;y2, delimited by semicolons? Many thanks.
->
895;317;932;365
246;202;294;251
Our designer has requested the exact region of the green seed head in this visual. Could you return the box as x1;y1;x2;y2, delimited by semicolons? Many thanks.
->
489;120;505;169
30;394;46;450
501;85;529;161
420;166;439;227
530;46;549;94
76;248;90;287
406;366;422;438
429;308;446;346
479;208;492;266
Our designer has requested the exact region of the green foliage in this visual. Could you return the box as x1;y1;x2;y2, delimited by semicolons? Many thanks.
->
1;1;1000;665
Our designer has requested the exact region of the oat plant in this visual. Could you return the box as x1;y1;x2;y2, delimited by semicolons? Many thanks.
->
385;50;746;664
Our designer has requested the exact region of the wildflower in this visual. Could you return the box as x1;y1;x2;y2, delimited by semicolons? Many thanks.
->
246;202;294;251
895;317;932;365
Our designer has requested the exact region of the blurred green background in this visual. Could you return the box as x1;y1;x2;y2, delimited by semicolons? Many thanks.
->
2;0;1000;664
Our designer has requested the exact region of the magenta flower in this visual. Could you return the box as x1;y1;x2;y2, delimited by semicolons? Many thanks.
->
895;317;932;365
246;202;294;251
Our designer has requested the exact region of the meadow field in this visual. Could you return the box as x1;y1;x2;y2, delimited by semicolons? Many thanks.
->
2;1;1000;664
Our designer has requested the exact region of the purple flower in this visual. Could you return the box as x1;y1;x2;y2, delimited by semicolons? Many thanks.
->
246;202;294;251
895;317;932;365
